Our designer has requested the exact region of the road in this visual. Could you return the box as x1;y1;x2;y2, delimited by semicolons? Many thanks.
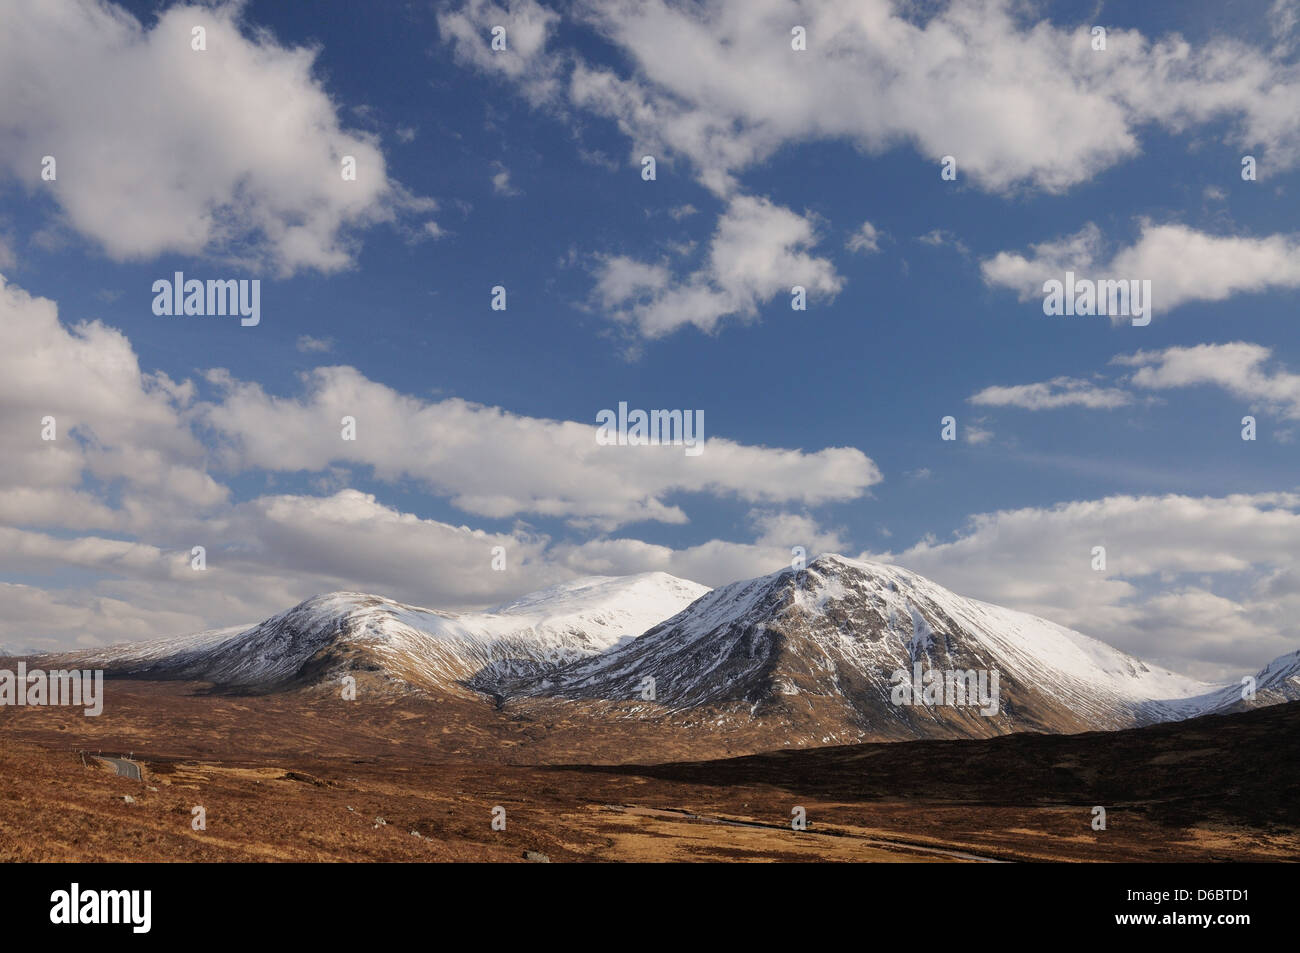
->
95;756;142;781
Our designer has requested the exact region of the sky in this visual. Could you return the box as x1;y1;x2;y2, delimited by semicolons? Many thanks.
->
1;0;1299;681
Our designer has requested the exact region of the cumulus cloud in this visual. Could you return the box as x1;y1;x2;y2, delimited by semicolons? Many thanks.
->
438;0;563;102
437;0;1300;341
982;222;1300;319
871;493;1300;679
0;582;205;651
1116;342;1300;419
547;508;847;594
0;275;878;648
0;494;559;649
4;275;1297;679
971;342;1300;423
0;491;851;651
591;194;842;337
435;0;1300;341
446;0;1300;196
963;341;1300;447
0;0;432;274
0;275;226;535
200;362;878;529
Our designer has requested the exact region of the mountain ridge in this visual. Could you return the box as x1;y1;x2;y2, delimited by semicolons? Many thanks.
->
53;572;709;696
22;555;1298;744
510;554;1294;742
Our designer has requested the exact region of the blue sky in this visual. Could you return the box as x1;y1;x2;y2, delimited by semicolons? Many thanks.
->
1;0;1299;680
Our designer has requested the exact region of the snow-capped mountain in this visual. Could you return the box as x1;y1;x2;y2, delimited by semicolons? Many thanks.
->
510;555;1276;743
37;555;1295;746
66;573;709;695
1171;648;1300;717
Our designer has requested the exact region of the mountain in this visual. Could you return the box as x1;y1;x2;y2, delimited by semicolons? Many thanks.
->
64;573;709;695
33;554;1295;747
1176;648;1300;717
509;554;1254;743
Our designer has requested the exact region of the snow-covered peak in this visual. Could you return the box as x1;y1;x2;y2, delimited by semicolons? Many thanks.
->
799;554;1215;703
73;573;709;694
478;571;709;647
1165;648;1300;718
514;553;1252;741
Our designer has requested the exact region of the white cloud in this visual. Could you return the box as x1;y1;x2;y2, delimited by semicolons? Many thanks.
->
490;161;521;196
592;194;842;337
438;0;1300;343
982;222;1300;319
1116;342;1300;419
0;487;861;650
4;267;1297;679
591;257;671;307
438;0;563;102
981;222;1105;294
200;362;879;529
871;493;1300;678
549;508;846;592
0;1;431;275
1269;0;1299;56
296;335;334;354
0;582;204;651
970;376;1133;410
0;275;226;535
0;493;562;649
917;228;969;256
0;275;882;647
963;342;1300;426
449;0;1300;197
436;0;1300;344
847;221;882;255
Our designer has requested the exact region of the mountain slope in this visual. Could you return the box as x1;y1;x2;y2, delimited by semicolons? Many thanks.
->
68;573;709;695
1171;648;1300;717
36;556;1295;747
510;554;1228;742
